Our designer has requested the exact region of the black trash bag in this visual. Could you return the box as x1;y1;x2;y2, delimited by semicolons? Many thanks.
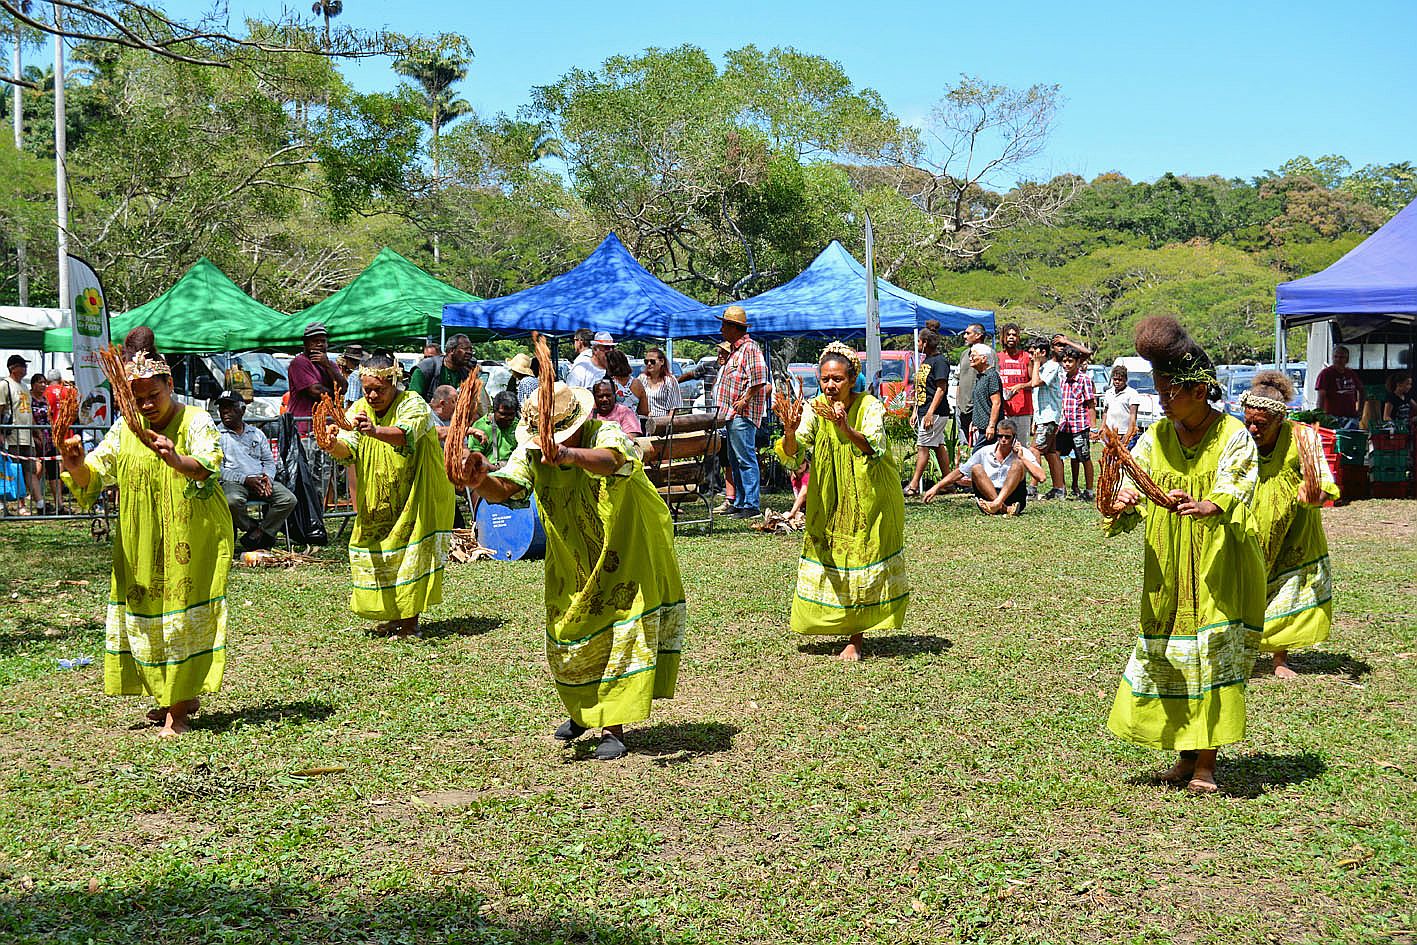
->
275;414;328;546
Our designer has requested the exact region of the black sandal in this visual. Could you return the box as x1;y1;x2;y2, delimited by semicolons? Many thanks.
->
554;719;587;742
593;732;627;761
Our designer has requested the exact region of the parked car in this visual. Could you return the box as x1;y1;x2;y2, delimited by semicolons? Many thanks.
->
171;351;288;420
786;362;822;402
855;349;916;407
1217;363;1306;417
626;357;703;407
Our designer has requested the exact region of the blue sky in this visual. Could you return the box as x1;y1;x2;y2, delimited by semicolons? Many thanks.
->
170;0;1414;183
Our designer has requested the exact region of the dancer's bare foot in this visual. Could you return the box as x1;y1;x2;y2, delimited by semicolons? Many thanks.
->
147;697;197;725
1187;749;1220;793
1272;650;1298;680
839;633;864;662
158;699;198;737
388;616;419;639
1154;751;1197;785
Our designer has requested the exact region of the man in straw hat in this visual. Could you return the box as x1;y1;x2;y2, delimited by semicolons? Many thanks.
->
717;305;769;518
315;352;455;638
463;381;687;761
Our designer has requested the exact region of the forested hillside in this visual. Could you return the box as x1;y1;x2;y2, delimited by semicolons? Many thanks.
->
1;19;1410;360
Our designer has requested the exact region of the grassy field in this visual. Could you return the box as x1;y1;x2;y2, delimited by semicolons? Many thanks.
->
0;494;1413;945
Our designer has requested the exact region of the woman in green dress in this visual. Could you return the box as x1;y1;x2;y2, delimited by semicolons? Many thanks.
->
1240;371;1339;679
464;382;686;761
58;351;233;737
317;354;455;638
774;342;908;662
1102;317;1267;793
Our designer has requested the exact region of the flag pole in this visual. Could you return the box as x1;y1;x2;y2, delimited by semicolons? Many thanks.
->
54;7;69;315
863;211;881;396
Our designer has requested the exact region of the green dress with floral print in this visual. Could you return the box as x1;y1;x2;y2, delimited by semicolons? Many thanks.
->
1105;413;1267;751
493;419;686;728
773;393;909;636
333;391;455;620
62;406;233;706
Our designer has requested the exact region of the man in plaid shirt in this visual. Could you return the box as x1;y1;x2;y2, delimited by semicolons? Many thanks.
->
1055;347;1097;501
716;305;769;517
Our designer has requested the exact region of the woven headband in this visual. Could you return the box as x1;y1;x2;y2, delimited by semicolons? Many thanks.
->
359;364;402;382
1239;391;1288;415
820;341;861;376
124;351;171;380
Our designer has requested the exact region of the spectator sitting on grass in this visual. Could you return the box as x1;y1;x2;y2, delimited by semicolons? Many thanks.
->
921;418;1045;515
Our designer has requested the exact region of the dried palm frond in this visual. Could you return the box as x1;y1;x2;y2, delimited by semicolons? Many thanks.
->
312;394;351;452
97;344;156;450
1095;424;1177;515
810;398;840;422
51;385;79;447
443;370;485;487
1294;420;1325;488
772;376;804;431
531;331;556;459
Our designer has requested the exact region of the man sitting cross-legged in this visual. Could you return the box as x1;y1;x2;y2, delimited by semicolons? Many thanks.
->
921;418;1045;515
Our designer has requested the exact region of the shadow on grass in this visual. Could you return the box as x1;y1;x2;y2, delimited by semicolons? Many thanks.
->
796;634;953;658
1220;751;1327;798
1251;651;1372;681
0;883;674;944
568;721;739;764
192;699;336;734
0;616;103;657
416;615;504;640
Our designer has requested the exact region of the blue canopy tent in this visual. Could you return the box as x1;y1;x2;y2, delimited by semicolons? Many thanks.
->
441;233;702;338
1277;197;1416;407
667;241;994;339
1277;197;1417;328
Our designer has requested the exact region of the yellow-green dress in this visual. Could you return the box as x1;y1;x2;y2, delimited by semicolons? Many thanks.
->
1105;413;1266;750
493;419;686;728
1254;422;1339;652
774;393;909;636
333;391;455;620
63;406;233;706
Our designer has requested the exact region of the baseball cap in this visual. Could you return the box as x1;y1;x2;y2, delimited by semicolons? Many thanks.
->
215;389;244;405
7;354;28;368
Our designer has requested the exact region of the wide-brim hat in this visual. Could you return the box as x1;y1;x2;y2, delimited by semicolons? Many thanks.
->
721;305;748;328
516;381;595;449
341;344;366;362
506;352;534;376
715;341;732;355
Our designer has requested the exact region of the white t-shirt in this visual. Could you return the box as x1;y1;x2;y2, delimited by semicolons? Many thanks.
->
1102;385;1144;434
959;442;1024;491
565;351;605;389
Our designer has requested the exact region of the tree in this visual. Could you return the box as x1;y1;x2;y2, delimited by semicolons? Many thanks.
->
394;36;474;262
533;44;905;299
868;75;1077;279
311;0;343;50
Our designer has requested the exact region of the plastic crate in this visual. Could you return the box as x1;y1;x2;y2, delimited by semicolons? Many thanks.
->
1371;481;1409;499
1334;464;1369;502
1370;432;1411;451
1371;466;1410;483
1335;429;1369;465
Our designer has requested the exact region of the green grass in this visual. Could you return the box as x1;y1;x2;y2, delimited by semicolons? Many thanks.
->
0;496;1414;944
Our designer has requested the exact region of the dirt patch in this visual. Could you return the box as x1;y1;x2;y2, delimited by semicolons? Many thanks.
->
1322;500;1417;541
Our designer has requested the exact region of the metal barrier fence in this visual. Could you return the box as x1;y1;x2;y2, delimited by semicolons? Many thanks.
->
0;416;355;534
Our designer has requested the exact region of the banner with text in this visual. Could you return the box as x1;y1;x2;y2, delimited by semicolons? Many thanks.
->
66;255;112;428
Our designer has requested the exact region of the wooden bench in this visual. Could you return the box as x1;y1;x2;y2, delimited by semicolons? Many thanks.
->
640;410;723;532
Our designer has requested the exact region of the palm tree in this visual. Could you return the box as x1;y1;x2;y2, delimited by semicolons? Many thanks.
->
502;119;566;163
394;47;474;261
311;0;343;49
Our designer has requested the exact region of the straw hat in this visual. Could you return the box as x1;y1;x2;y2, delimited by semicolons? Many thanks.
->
517;381;595;448
721;305;749;328
506;352;534;377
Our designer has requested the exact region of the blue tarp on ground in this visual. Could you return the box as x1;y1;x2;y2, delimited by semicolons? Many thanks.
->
441;233;701;339
668;241;994;339
1278;198;1417;326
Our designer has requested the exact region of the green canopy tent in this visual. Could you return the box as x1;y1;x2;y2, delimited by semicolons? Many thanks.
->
43;257;287;354
285;248;481;349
